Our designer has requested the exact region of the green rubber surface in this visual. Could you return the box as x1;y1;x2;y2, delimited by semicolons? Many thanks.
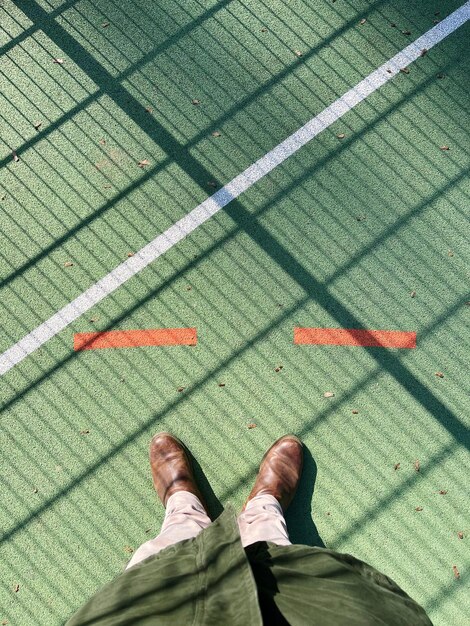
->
1;1;469;624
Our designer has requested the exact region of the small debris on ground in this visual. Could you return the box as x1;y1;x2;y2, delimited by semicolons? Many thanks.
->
89;317;98;322
218;383;226;387
420;48;428;57
99;138;106;145
192;98;201;105
12;151;19;162
212;131;221;137
414;459;420;472
452;565;460;579
359;18;367;25
324;391;335;398
294;50;303;57
438;490;447;495
177;387;185;393
352;410;359;414
261;27;268;32
127;252;134;257
394;463;401;470
440;145;450;151
437;73;445;79
13;584;20;593
415;506;423;511
53;58;65;64
457;531;464;540
247;423;257;429
410;290;417;298
102;21;110;28
64;261;74;267
33;121;42;130
402;30;411;35
138;159;150;168
435;372;444;378
33;487;38;493
337;133;346;139
400;67;410;74
274;365;283;372
124;546;134;553
80;429;90;435
207;181;217;188
145;106;153;113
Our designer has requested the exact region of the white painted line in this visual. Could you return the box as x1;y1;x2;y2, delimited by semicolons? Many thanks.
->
1;2;469;376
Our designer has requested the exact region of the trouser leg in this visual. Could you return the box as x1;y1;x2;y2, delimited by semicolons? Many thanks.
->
237;494;291;548
125;491;211;569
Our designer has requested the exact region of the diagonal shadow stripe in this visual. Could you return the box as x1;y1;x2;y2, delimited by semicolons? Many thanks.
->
1;49;464;291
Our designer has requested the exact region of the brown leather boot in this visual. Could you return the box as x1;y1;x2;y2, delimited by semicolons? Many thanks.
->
244;435;303;512
149;432;207;511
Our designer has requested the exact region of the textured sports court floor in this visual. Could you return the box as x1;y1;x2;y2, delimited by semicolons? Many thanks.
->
1;1;469;624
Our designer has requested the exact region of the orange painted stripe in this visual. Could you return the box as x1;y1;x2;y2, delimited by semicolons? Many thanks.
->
74;328;197;351
294;328;416;348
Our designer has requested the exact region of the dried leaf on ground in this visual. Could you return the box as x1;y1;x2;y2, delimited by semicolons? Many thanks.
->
414;459;420;472
394;463;401;470
64;261;74;267
247;423;257;429
13;584;20;593
457;531;464;539
337;133;346;139
438;490;448;495
274;365;283;372
352;410;359;414
415;506;423;511
124;546;134;553
127;252;134;257
80;429;90;435
452;565;460;579
324;391;335;398
435;372;444;378
177;386;185;392
138;159;150;168
218;383;226;387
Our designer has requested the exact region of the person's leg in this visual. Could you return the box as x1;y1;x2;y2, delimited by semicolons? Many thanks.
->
126;433;211;569
126;491;210;568
238;435;303;548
